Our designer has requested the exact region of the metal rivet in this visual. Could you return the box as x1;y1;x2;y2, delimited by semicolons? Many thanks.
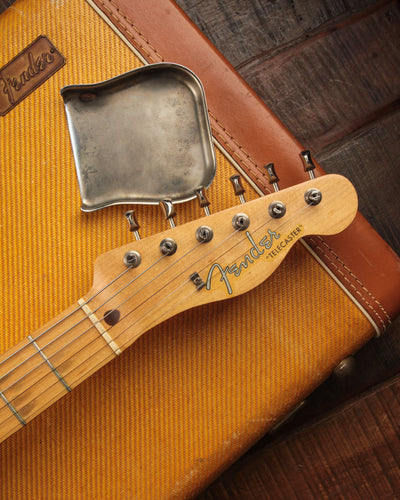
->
332;356;355;378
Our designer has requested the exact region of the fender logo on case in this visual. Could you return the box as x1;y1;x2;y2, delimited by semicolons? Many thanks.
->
0;35;65;116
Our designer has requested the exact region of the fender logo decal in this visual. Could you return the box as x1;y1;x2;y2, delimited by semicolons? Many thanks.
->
0;36;65;116
206;225;304;294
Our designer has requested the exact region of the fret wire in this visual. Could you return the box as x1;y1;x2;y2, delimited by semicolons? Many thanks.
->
1;342;116;432
0;256;166;390
1;205;311;426
0;388;26;426
0;266;132;369
0;285;199;433
0;226;238;412
0;236;207;411
27;335;71;392
1;245;199;394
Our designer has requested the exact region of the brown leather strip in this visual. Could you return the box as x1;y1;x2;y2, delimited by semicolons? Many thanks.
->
87;0;400;330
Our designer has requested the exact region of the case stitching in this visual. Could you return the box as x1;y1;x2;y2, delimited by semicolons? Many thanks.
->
310;235;389;329
209;111;258;166
110;0;164;60
98;0;164;63
209;113;273;192
314;236;391;323
309;236;390;330
101;0;268;190
211;127;272;193
95;0;390;330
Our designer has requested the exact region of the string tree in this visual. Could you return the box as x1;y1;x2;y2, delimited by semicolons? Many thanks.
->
194;186;211;216
124;209;141;241
159;198;177;228
229;174;246;204
264;163;280;192
300;150;316;179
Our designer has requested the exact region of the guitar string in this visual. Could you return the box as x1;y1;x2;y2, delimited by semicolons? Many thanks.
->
0;204;310;424
1;204;309;424
0;227;238;397
0;254;166;381
0;240;206;392
0;223;241;422
0;266;133;368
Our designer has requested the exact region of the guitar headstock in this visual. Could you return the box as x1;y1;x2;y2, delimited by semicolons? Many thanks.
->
88;174;357;348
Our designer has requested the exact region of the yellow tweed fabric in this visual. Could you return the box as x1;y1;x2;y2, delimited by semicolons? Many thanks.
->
0;0;373;498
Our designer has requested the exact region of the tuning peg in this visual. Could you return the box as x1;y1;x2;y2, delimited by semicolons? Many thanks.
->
194;186;211;216
124;209;141;241
300;150;316;179
229;174;246;204
264;163;280;192
159;199;177;228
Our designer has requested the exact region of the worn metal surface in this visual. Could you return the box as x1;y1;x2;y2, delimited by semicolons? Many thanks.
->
61;63;216;211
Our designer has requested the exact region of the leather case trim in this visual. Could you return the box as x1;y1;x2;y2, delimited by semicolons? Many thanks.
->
86;0;400;333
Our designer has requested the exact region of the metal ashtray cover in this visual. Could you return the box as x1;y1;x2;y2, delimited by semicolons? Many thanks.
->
61;63;216;211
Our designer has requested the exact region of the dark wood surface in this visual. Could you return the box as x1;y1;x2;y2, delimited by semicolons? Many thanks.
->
198;373;400;499
0;0;13;11
1;0;399;498
172;0;400;498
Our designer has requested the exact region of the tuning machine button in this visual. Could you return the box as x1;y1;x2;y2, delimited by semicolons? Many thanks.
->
194;186;211;216
300;150;316;179
264;163;280;192
124;209;141;241
159;199;177;228
229;174;246;204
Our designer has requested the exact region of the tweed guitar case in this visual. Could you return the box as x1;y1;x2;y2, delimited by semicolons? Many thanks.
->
1;1;399;499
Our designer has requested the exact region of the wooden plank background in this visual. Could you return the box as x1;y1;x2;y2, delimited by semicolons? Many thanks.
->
172;0;400;497
1;0;399;498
